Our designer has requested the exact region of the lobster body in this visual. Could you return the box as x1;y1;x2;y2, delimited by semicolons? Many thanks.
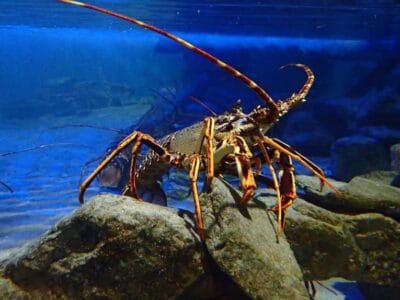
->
134;123;206;204
60;0;339;240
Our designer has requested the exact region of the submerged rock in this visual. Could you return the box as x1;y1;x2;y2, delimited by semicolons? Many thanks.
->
296;174;400;220
201;179;309;300
0;195;206;300
281;198;400;286
1;177;400;298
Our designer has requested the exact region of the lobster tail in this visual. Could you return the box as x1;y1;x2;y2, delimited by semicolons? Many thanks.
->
58;0;280;118
277;64;314;115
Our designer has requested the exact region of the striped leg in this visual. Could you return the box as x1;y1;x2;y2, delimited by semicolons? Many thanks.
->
231;137;257;205
257;141;284;234
79;131;180;203
189;154;205;240
262;137;340;193
272;152;297;230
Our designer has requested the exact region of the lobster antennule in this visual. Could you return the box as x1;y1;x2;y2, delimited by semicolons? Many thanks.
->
277;64;315;115
57;0;279;117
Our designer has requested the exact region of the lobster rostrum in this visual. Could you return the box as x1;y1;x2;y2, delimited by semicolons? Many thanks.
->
59;0;339;240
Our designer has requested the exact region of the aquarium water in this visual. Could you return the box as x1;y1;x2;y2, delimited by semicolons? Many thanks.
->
0;1;399;299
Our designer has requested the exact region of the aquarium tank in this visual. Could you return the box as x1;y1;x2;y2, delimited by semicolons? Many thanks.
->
0;0;399;299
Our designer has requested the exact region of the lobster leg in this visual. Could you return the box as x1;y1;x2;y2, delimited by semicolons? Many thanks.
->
79;131;142;203
262;136;340;193
231;137;257;205
79;131;180;203
189;154;205;240
256;140;284;234
273;152;297;230
126;133;183;199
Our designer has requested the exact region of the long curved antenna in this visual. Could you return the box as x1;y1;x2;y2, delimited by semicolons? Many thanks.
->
58;0;279;118
277;64;314;115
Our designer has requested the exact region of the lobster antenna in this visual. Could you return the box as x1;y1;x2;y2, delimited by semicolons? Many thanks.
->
58;0;279;117
277;64;314;114
189;96;217;116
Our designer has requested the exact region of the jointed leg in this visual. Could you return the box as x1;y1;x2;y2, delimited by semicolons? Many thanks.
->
79;131;143;203
189;154;205;240
79;131;180;203
126;133;182;199
231;136;257;205
263;136;340;193
273;152;297;230
256;140;284;233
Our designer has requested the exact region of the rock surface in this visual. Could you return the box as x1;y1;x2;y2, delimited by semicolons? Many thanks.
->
280;197;400;286
201;179;309;300
0;195;206;300
1;177;400;299
296;174;400;220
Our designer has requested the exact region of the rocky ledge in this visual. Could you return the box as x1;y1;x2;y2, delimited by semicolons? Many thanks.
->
0;177;399;299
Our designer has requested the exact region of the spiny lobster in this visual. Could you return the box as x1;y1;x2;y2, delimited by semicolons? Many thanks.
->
59;0;339;240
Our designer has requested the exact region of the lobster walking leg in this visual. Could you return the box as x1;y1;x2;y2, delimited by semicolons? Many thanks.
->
256;140;283;234
79;131;143;203
274;152;297;230
231;137;257;205
189;154;205;240
126;133;175;199
79;131;180;203
262;136;340;193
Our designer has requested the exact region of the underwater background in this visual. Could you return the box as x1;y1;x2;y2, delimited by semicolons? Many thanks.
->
0;1;399;299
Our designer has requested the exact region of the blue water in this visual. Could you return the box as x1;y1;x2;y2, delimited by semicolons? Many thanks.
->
1;1;400;299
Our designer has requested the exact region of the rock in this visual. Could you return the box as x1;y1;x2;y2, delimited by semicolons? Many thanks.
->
273;197;400;286
200;178;309;300
296;175;400;220
331;135;390;181
2;178;399;298
345;177;400;219
0;195;206;300
390;143;400;171
358;170;399;186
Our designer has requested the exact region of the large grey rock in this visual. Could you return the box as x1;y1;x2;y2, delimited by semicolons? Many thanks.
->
330;135;390;181
280;198;400;286
296;174;400;220
201;179;309;300
0;195;206;300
